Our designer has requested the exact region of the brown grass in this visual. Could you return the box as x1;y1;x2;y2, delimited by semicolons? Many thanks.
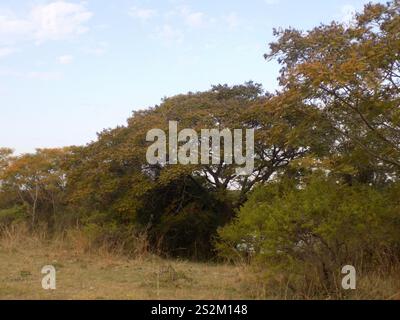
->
0;225;263;300
0;225;399;300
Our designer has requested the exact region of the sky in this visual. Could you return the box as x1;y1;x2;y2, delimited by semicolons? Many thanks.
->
0;0;378;154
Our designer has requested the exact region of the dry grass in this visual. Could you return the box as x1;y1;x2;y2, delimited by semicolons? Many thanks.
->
258;269;400;300
1;226;399;300
350;267;400;300
0;226;263;300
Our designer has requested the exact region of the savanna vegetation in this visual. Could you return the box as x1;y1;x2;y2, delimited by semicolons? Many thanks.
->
1;1;400;299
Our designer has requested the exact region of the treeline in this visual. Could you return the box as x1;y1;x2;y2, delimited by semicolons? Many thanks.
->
1;1;399;298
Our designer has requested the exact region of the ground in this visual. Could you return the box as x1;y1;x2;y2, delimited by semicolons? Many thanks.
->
1;231;399;300
0;240;259;300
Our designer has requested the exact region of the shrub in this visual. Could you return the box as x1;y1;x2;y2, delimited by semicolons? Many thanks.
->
217;175;400;297
0;206;28;229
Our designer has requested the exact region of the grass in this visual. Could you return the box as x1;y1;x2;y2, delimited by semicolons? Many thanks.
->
0;229;262;300
1;226;399;300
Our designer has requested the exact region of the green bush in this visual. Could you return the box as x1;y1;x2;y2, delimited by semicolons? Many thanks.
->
0;206;28;229
217;175;400;296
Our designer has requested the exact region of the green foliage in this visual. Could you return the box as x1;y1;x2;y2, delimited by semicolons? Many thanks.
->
0;148;71;229
266;0;400;177
217;175;400;294
62;82;309;258
136;176;233;259
0;206;28;229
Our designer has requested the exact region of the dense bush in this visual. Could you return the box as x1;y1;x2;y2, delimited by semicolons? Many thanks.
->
217;175;400;296
0;206;28;229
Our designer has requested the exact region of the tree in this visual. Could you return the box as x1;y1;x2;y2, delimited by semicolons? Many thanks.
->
265;0;400;183
0;148;13;172
0;148;69;228
65;83;311;257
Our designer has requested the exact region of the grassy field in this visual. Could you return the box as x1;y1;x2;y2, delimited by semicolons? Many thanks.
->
0;231;261;300
1;228;399;300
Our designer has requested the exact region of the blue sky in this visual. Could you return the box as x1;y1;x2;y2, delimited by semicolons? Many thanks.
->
0;0;377;153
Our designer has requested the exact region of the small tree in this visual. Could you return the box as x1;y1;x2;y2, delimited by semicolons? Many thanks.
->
217;175;400;297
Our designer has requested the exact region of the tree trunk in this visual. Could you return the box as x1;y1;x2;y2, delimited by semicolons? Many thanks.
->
32;184;39;227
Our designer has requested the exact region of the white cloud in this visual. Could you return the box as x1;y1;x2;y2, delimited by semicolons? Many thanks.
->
129;6;157;21
0;47;15;58
57;54;73;64
164;6;208;28
180;8;205;28
31;2;93;43
148;6;206;44
0;1;93;45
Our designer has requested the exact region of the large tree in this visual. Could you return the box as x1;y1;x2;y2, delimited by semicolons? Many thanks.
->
66;83;311;257
266;0;400;183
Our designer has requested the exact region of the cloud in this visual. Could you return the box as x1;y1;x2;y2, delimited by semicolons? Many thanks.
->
0;47;15;58
147;6;206;45
129;6;157;21
163;6;208;28
146;5;243;44
0;1;93;45
180;8;206;28
57;54;73;65
31;2;93;43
